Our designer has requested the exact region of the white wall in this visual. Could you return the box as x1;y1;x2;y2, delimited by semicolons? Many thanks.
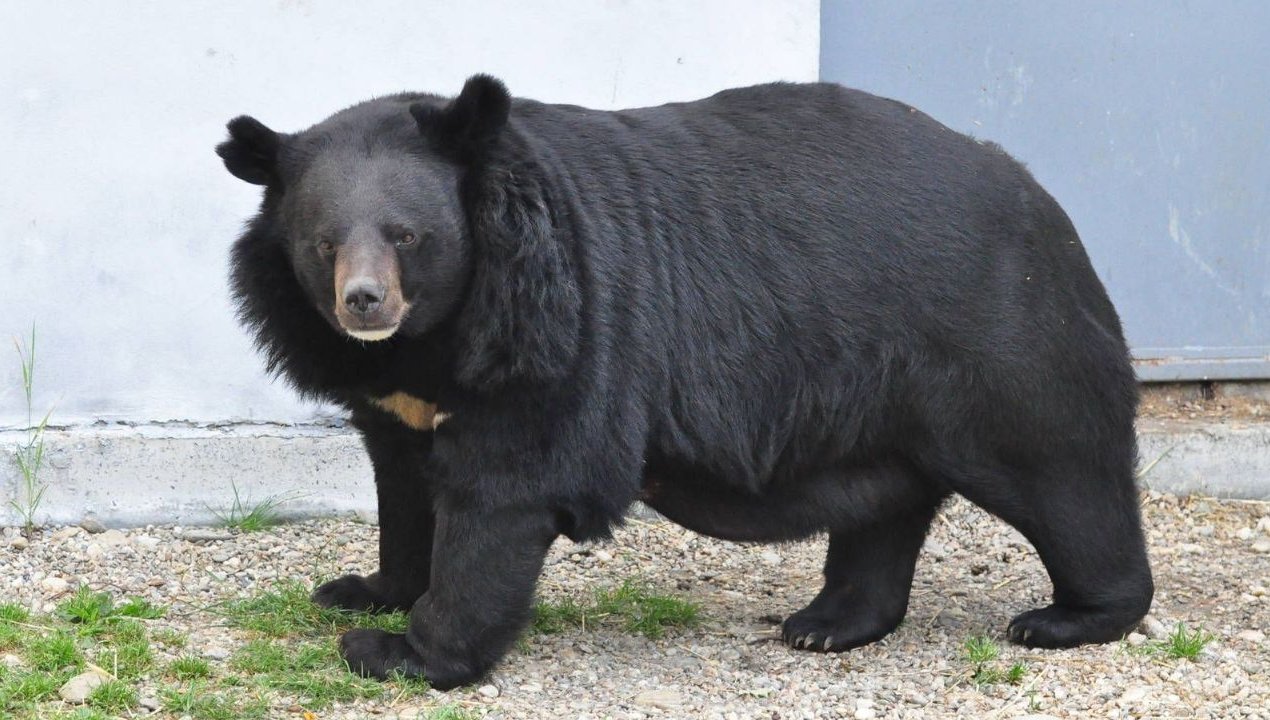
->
0;0;820;427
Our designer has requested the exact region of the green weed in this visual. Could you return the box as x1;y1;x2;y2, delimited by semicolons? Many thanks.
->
964;634;999;664
964;635;1026;686
213;481;294;532
1161;622;1214;660
10;325;53;536
115;597;166;619
57;587;115;629
168;655;213;680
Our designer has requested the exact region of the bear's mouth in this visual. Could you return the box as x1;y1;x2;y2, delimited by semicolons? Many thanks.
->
344;323;401;342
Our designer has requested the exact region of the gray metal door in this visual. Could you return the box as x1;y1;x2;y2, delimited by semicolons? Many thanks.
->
821;1;1270;380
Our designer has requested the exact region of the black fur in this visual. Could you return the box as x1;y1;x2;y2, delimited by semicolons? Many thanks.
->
219;76;1153;689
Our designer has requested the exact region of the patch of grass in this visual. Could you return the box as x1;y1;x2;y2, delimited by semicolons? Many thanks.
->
964;635;1026;687
213;481;293;532
0;604;30;651
595;579;701;639
26;630;82;672
230;638;326;674
51;709;113;720
531;597;588;635
428;704;480;720
0;604;30;623
219;581;331;636
168;655;213;680
115;597;166;619
1161;622;1214;660
531;578;700;640
0;668;64;706
86;679;137;713
57;587;115;629
230;638;386;709
94;619;153;679
56;587;166;641
964;634;999;664
151;628;188;649
1006;661;1028;684
1121;622;1215;661
160;681;269;720
218;580;409;637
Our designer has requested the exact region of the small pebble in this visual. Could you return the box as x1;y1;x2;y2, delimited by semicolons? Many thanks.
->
1118;686;1150;705
1126;632;1148;646
180;530;234;542
9;536;28;550
98;529;130;546
1139;614;1168;639
40;576;69;595
80;517;107;534
633;689;683;710
58;669;110;703
1236;630;1265;643
478;684;501;698
1252;538;1270;554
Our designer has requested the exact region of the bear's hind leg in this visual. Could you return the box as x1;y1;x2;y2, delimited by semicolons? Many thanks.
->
950;455;1153;648
783;491;944;652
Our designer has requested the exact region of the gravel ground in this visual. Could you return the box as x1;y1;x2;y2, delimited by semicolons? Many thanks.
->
2;491;1268;720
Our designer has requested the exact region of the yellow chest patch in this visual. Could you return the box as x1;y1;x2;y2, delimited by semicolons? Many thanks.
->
370;392;439;431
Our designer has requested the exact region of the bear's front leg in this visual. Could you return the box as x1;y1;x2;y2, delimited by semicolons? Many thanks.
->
339;504;557;690
314;407;435;613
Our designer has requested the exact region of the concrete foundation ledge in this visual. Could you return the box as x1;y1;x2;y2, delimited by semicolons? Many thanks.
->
1137;419;1270;500
2;420;1268;528
0;424;374;528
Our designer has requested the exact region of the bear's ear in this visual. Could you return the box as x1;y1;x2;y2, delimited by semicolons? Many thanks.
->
410;74;511;159
216;115;281;186
456;166;581;390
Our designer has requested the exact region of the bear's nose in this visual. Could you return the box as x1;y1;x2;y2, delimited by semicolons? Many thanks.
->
343;280;384;316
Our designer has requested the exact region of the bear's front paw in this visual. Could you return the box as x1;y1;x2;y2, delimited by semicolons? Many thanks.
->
782;605;901;653
313;574;393;613
339;629;478;690
340;628;427;679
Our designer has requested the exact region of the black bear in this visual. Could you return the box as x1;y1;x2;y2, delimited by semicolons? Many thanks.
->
217;75;1153;689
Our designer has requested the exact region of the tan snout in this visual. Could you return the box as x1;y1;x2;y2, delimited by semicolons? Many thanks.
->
334;235;408;341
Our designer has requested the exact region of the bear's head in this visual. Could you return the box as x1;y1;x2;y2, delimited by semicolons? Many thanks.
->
217;75;580;391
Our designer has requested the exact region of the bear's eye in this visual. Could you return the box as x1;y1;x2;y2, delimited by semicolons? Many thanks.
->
396;232;417;248
316;240;335;256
